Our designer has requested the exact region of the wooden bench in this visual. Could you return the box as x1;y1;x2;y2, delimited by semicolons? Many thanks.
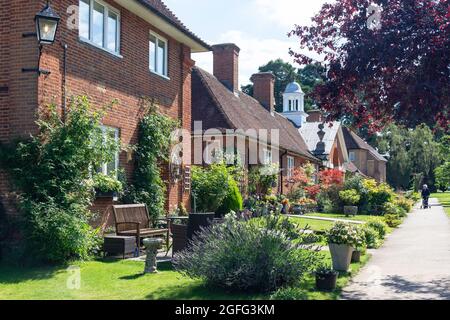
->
112;204;170;256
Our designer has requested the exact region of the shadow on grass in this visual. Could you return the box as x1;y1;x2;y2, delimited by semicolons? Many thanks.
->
0;264;63;284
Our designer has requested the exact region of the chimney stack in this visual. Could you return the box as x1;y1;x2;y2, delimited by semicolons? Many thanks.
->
307;109;324;122
212;43;240;93
251;72;275;113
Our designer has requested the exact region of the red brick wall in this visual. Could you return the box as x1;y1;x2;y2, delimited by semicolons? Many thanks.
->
1;0;195;222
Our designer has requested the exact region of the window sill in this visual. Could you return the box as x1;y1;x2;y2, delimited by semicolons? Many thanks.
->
150;70;170;81
79;37;123;59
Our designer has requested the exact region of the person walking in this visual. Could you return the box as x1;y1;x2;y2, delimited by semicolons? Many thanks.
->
421;184;431;209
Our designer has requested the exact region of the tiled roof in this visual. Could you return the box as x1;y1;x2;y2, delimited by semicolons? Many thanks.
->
299;122;342;155
342;127;387;162
192;67;319;162
138;0;210;50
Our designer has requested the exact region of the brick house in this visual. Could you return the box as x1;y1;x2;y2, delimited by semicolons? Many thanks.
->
191;43;321;195
0;0;210;228
342;127;387;183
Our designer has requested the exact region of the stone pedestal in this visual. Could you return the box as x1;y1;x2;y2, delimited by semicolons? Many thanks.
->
143;238;163;274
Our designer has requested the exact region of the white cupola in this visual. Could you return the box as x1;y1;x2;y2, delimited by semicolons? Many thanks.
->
282;81;308;127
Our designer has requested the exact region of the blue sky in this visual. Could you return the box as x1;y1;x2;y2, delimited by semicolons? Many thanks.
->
164;0;329;85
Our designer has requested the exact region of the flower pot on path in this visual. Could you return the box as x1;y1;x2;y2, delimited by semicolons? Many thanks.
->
351;250;361;263
329;243;354;272
315;272;338;291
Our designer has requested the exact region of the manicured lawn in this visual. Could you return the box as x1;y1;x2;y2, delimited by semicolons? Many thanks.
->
432;192;450;217
304;213;377;223
0;252;370;300
289;217;335;231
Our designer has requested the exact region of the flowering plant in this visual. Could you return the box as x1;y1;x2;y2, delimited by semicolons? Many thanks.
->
327;222;361;247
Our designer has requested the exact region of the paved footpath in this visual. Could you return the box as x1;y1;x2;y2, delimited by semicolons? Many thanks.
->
341;198;450;300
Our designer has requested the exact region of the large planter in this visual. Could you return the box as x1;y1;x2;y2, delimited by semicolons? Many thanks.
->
187;213;215;240
315;272;338;291
344;205;358;216
292;205;304;215
172;223;188;254
329;243;354;272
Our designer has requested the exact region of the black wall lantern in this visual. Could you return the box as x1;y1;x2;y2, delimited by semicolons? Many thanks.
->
22;2;61;75
35;3;60;45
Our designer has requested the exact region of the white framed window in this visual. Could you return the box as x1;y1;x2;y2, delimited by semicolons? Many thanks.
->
349;151;356;162
79;0;121;55
287;156;295;179
150;32;168;77
263;149;272;165
98;126;120;176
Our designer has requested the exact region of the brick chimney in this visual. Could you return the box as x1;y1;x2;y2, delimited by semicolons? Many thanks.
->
212;43;240;93
251;72;275;113
307;109;324;122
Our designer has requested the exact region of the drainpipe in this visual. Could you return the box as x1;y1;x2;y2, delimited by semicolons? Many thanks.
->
61;43;67;123
280;150;288;195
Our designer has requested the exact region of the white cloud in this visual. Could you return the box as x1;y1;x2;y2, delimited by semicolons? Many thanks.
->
251;0;329;29
193;30;322;86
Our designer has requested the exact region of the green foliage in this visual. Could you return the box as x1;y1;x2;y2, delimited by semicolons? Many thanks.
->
383;202;407;218
122;101;178;222
174;214;321;293
365;218;388;240
316;192;334;213
360;226;381;249
395;196;413;213
91;172;123;193
435;162;450;192
216;177;243;216
339;189;361;206
377;124;443;191
270;287;308;300
0;96;118;262
363;179;395;214
384;214;402;228
191;163;230;213
405;190;421;202
248;164;279;196
326;222;360;246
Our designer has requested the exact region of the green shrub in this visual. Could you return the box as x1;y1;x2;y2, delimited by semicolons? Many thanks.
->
383;202;407;218
327;222;360;246
0;97;118;263
270;287;308;300
191;163;230;213
173;214;320;293
22;200;102;262
365;218;388;239
395;197;413;213
384;214;402;228
339;189;361;206
216;177;243;216
316;192;335;213
405;190;421;202
360;226;381;249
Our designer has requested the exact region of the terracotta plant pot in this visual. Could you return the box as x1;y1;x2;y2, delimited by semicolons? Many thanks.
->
351;250;361;263
315;272;338;291
329;243;354;272
344;206;358;216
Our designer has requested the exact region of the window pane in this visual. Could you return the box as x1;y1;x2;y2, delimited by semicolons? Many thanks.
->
93;1;104;47
150;35;156;72
107;11;118;52
79;0;90;39
157;39;166;75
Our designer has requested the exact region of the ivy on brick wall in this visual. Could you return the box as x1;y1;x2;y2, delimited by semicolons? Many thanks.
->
121;98;178;222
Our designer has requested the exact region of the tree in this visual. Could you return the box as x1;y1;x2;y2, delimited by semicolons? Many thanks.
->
289;0;450;131
376;124;443;191
242;60;325;112
376;124;412;189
